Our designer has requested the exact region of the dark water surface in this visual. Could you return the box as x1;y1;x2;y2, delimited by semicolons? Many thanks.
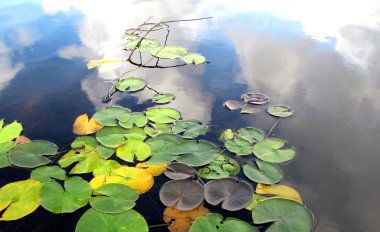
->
1;1;380;231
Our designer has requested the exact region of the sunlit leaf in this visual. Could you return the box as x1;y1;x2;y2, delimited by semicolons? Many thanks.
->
93;106;131;126
253;139;295;163
59;149;103;174
197;155;240;179
125;38;159;51
0;142;15;168
256;183;303;204
151;93;175;104
76;208;148;232
189;214;258;232
71;136;98;150
146;134;183;164
245;194;267;211
73;114;103;135
87;59;123;69
90;184;139;214
252;198;313;232
30;166;66;183
150;46;188;59
95;126;129;148
241;93;269;105
164;162;196;180
93;160;121;176
116;139;151;162
144;123;172;137
223;100;244;110
204;177;253;211
15;136;31;144
146;107;181;124
267;105;294;118
119;113;148;129
243;160;282;184
225;138;253;156
0;180;42;221
135;162;167;176
240;105;261;114
115;77;146;92
163;205;209;232
160;179;204;210
8;141;58;168
238;127;264;143
0;121;22;144
172;120;208;139
219;129;234;142
182;53;206;65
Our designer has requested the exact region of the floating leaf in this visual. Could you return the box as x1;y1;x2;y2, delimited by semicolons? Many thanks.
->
174;141;219;167
189;214;258;232
240;105;261;114
116;139;151;162
135;162;167;176
267;105;294;118
144;123;172;137
140;22;163;31
252;198;313;232
0;180;42;221
219;129;234;142
243;160;282;184
59;149;103;174
93;106;131;126
115;77;146;92
163;205;209;232
238;127;264;143
146;134;183;164
225;138;253;156
172;120;208;139
15;136;31;144
197;155;240;179
160;179;204;210
224;100;244;110
125;38;159;51
150;46;188;59
245;194;267;211
0;121;22;144
87;59;123;69
0;142;15;168
39;177;92;214
146;107;181;124
119;113;148;129
253;139;295;163
182;53;206;65
204;177;253;211
164;162;196;180
71;136;98;150
93;160;121;176
241;93;269;105
256;183;303;204
90;184;139;214
73;114;103;135
95;126;129;148
30;166;66;183
76;208;148;232
8;141;58;168
151;93;175;104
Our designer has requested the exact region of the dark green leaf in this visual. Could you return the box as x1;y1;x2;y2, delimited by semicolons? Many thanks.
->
190;214;258;232
172;120;208;139
243;160;282;184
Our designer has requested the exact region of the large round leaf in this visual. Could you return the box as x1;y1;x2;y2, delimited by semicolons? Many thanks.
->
267;105;294;118
150;46;188;59
0;121;22;143
159;179;204;210
197;154;240;179
172;120;208;139
93;106;131;126
225;138;253;156
8;140;58;168
75;208;148;232
30;166;66;183
96;126;129;148
243;160;282;184
252;198;313;232
116;139;151;162
164;162;196;180
253;139;295;163
90;184;139;213
204;177;253;211
115;77;146;92
182;53;206;65
146;133;183;164
189;214;258;232
0;180;42;221
39;177;92;214
118;113;148;129
0;142;15;168
238;127;264;143
174;141;219;167
146;107;181;124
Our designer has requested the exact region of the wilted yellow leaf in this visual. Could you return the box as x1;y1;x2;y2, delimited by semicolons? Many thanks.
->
135;162;167;176
15;136;31;144
86;59;123;69
163;205;209;232
73;114;103;135
256;183;303;204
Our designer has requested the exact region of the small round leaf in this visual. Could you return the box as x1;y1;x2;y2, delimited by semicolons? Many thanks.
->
267;105;294;118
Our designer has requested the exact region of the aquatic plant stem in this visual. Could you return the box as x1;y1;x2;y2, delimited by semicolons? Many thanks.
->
266;119;281;138
149;223;170;228
146;85;161;94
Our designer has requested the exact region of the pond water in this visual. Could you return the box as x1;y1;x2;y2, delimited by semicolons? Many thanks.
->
1;0;380;231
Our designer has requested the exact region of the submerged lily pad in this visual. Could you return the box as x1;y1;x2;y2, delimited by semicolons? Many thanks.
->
267;105;294;118
150;46;188;59
253;139;295;163
119;113;148;129
241;93;269;105
243;160;282;184
204;177;253;211
172;120;208;139
159;179;204;210
164;162;196;180
0;121;22;144
115;77;146;92
189;214;258;232
30;166;66;183
93;106;131;126
116;139;151;162
225;138;253;156
182;53;206;65
146;107;181;124
151;93;175;104
224;100;244;110
252;198;313;232
197;155;240;179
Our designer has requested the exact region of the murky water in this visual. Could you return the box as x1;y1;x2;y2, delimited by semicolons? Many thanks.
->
1;1;380;231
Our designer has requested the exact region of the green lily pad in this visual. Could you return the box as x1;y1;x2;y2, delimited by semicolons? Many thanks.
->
75;208;148;232
225;138;253;156
119;113;148;129
93;160;121;176
8;141;58;168
39;177;92;214
219;129;234;142
116;139;151;162
245;194;267;211
151;93;175;104
243;160;282;184
71;136;99;150
59;149;103;174
253;139;295;163
146;107;181;124
182;53;206;65
125;38;159;51
0;179;42;221
0;121;22;144
90;184;139;214
30;166;66;183
0;142;15;168
93;106;131;126
115;77;146;92
172;120;208;139
252;198;313;232
146;134;183;164
197;154;240;179
267;105;294;118
174;141;219;167
190;214;258;232
144;123;172;137
96;126;129;148
150;46;188;59
238;127;264;143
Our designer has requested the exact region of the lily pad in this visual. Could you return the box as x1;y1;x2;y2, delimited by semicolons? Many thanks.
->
172;120;208;139
0;142;15;168
125;38;159;51
243;160;282;184
197;155;240;179
225;138;253;156
174;141;219;167
224;100;244;110
0;180;42;221
238;127;264;143
267;105;294;118
0;121;22;143
150;46;188;59
146;134;183;164
151;93;175;104
241;93;269;105
253;139;295;163
71;136;99;150
115;77;146;92
146;107;181;124
164;162;196;180
204;177;253;211
119;113;148;129
252;198;313;232
159;179;204;210
93;160;121;176
75;208;148;232
8;141;58;168
116;139;151;162
240;105;261;114
93;106;131;126
39;177;92;214
30;166;66;183
90;184;139;214
96;126;130;148
73;114;103;135
245;194;267;211
219;129;234;142
256;183;303;204
144;123;172;137
135;163;167;176
182;53;206;65
189;214;258;232
59;149;103;174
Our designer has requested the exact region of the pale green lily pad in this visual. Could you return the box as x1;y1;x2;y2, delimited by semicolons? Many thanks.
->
267;105;294;118
0;142;15;168
253;139;295;163
197;154;240;179
0;121;22;144
119;113;148;129
182;53;206;65
150;46;188;59
243;160;282;184
93;160;121;176
151;93;175;104
115;77;146;92
71;136;98;150
90;184;139;214
116;139;151;162
96;126;129;148
225;138;253;156
8;141;58;168
125;38;159;51
190;214;258;232
58;150;103;174
219;129;234;142
245;194;267;210
144;123;172;137
146;107;181;124
30;166;66;183
146;134;183;164
238;127;264;143
93;106;131;126
252;198;313;232
172;120;208;139
75;208;148;232
39;177;92;214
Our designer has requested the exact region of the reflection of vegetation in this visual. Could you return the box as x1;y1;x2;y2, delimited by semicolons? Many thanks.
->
0;18;313;232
